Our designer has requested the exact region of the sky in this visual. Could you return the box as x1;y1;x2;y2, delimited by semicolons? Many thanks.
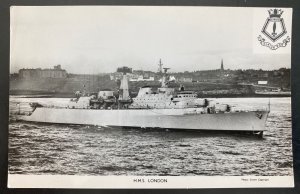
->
10;6;291;74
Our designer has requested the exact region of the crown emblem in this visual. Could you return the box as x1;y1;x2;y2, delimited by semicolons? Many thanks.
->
268;9;283;18
261;8;286;42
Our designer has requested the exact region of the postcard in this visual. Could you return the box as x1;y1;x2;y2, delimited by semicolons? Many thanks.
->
8;6;293;188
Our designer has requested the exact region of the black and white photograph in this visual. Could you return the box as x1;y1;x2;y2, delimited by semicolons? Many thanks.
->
8;6;294;188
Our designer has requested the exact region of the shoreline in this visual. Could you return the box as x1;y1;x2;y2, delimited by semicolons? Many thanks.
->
9;90;291;98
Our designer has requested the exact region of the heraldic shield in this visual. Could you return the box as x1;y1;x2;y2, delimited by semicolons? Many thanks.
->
262;9;287;42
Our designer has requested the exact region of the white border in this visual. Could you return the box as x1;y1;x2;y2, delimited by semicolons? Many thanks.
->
8;175;294;188
9;6;294;189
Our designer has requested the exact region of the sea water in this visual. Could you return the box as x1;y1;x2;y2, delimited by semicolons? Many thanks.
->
8;97;293;176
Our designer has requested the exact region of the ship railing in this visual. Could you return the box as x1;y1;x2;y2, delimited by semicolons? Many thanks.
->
230;106;269;112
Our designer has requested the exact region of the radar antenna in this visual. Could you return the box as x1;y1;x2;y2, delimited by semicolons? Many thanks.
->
163;67;170;74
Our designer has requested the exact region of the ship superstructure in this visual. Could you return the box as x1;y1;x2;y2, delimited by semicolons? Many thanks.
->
129;68;209;110
21;60;269;137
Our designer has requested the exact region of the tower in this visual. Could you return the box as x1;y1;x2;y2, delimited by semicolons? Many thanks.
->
221;59;224;71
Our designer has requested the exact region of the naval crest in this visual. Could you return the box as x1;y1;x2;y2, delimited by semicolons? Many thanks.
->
258;9;290;50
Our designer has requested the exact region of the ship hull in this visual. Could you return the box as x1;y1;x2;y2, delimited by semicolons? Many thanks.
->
20;108;268;132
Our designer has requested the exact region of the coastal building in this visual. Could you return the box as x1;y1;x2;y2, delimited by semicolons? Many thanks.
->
19;65;67;79
178;77;193;82
169;75;176;82
110;68;156;82
258;81;268;85
110;72;123;81
130;75;155;82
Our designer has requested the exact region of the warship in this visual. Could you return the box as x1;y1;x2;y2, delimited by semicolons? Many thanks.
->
20;61;269;137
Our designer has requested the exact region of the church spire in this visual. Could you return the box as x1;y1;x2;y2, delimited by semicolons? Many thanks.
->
221;59;224;70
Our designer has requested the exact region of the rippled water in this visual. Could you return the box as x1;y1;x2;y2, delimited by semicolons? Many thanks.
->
8;97;293;176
